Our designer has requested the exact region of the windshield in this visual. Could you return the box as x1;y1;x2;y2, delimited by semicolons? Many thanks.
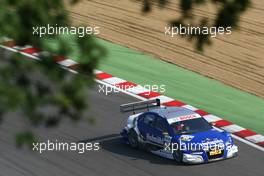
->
170;118;212;134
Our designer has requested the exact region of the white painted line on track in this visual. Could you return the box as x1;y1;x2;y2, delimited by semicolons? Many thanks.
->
103;77;126;85
181;104;198;111
149;95;174;104
221;124;246;133
58;59;77;67
203;114;222;123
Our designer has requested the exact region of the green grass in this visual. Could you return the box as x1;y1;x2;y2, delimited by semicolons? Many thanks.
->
47;36;264;135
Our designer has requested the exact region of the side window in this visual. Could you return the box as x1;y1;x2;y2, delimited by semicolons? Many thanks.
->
142;114;156;127
155;117;168;133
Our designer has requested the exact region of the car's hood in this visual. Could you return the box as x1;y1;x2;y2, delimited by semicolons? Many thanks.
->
172;128;229;145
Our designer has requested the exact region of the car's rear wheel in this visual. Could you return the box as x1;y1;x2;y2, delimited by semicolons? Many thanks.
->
128;130;139;149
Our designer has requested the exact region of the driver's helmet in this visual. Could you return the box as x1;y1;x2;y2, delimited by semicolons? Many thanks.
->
175;123;184;131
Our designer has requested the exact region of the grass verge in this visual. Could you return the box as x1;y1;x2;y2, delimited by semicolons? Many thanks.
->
48;35;264;134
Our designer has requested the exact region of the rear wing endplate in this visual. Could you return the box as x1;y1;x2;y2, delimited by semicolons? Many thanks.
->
120;99;160;114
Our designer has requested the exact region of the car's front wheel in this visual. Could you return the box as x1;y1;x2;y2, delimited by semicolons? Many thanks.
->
173;149;183;163
128;130;139;149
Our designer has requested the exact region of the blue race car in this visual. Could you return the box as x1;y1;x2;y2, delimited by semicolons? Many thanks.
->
120;99;238;164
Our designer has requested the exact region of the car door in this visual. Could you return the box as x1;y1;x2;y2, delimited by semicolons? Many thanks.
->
149;116;170;147
137;112;156;140
155;117;173;147
142;113;168;147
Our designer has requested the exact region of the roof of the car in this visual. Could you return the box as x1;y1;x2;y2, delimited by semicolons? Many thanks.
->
150;106;200;120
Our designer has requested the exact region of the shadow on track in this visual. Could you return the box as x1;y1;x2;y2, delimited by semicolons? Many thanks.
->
79;134;184;166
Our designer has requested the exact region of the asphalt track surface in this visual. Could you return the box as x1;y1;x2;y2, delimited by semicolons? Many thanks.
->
0;84;263;176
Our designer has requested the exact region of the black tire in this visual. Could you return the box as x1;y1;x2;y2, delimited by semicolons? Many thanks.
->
128;130;139;149
173;149;183;163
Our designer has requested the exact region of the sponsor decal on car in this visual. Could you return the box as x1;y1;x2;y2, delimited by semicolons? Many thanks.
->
180;135;195;142
146;133;164;145
168;114;201;123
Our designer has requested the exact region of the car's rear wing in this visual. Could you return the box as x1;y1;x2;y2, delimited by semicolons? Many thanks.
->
120;99;160;114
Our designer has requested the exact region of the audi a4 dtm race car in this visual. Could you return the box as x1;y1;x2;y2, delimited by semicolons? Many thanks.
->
120;99;238;164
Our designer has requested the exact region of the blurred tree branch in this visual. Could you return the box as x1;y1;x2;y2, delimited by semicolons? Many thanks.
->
139;0;251;51
0;0;105;147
